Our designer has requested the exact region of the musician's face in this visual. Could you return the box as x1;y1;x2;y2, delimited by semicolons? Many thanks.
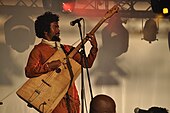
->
45;21;61;41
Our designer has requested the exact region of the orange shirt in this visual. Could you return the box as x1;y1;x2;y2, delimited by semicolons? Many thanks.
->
25;42;98;113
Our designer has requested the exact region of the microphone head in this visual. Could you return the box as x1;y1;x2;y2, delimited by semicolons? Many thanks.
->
70;21;75;26
0;102;3;105
134;107;148;113
70;18;83;26
134;107;140;113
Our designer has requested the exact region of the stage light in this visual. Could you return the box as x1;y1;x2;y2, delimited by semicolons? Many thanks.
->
42;0;75;13
151;0;170;17
141;18;158;43
62;2;74;13
162;7;170;16
163;8;169;14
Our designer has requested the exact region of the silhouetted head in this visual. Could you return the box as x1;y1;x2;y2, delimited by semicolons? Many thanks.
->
90;94;116;113
148;107;168;113
134;106;169;113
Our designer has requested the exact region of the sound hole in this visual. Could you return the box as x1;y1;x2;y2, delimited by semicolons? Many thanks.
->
55;68;61;73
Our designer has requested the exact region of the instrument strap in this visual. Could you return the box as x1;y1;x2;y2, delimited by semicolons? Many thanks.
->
60;44;74;88
60;44;74;113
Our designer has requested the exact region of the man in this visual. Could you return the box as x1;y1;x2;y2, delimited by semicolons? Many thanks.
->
25;12;98;113
90;94;116;113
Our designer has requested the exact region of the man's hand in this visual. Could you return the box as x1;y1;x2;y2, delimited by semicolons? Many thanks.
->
47;60;61;71
87;33;98;48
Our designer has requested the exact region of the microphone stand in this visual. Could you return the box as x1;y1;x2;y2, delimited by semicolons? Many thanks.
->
77;21;93;113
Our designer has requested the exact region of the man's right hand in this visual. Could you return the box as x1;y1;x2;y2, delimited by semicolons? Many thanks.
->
48;60;61;70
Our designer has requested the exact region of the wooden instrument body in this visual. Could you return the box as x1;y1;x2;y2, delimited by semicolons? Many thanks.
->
16;50;81;113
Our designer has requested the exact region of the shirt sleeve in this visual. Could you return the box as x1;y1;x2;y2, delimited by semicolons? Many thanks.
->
73;46;98;68
25;46;50;78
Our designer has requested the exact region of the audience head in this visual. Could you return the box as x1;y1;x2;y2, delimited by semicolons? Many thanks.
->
90;94;116;113
148;107;168;113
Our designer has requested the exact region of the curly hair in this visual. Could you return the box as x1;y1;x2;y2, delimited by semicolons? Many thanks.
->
35;12;59;38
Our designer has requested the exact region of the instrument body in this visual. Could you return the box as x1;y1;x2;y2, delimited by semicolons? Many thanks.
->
17;51;81;113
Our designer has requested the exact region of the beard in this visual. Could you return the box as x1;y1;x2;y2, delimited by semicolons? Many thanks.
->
51;35;61;42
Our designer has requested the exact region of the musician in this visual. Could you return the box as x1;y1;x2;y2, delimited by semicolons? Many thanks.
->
89;94;116;113
25;12;98;113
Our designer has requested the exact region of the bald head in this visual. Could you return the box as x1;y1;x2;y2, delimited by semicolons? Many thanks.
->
90;94;116;113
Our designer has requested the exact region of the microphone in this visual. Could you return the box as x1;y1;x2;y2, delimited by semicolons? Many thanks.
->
70;18;83;26
134;107;148;113
0;102;3;105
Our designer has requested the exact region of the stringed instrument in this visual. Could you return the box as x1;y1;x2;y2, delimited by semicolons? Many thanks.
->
16;5;119;113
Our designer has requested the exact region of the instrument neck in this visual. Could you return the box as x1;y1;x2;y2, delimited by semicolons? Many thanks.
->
68;18;106;58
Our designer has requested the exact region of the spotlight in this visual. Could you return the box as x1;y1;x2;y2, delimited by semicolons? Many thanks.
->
42;0;75;13
161;0;170;16
151;0;170;17
62;2;75;13
161;8;170;16
163;8;169;15
141;18;158;43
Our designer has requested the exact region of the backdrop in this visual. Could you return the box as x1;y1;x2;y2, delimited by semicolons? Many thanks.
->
0;4;170;113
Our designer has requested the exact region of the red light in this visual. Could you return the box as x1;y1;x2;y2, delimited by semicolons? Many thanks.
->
62;2;73;12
